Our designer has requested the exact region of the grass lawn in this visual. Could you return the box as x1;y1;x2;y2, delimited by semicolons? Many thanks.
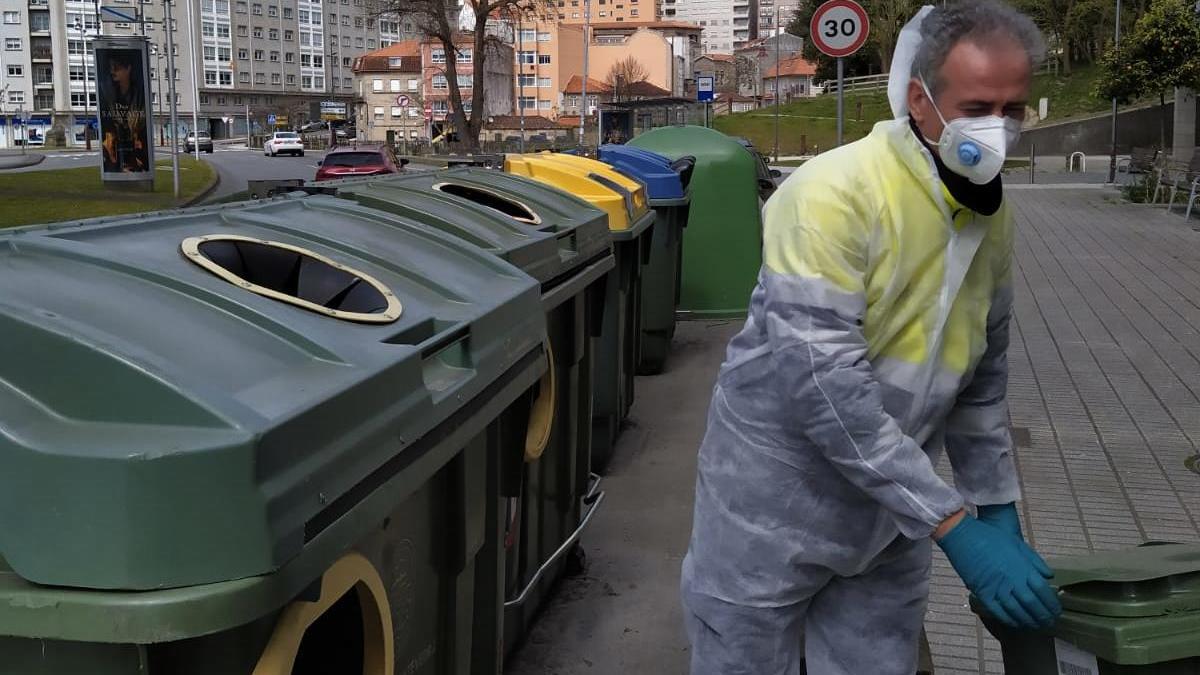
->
0;156;215;228
717;64;1117;156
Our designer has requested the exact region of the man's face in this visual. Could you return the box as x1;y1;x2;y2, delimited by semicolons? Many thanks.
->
110;62;131;92
907;37;1032;152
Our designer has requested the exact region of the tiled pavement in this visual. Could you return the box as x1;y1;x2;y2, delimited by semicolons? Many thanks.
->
507;187;1200;675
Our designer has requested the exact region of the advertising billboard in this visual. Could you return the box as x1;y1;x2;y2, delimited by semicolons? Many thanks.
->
93;37;155;183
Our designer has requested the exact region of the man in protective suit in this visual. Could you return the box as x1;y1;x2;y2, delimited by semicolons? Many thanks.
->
681;2;1062;673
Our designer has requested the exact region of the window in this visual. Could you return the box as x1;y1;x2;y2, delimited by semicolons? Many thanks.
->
311;12;321;24
269;28;278;39
253;26;263;37
518;74;535;87
389;79;400;92
283;6;293;18
6;65;21;77
313;54;322;67
388;56;403;67
354;16;362;27
303;75;313;87
69;66;86;81
518;96;536;109
631;8;638;15
285;52;295;62
285;29;294;40
237;24;248;36
204;45;217;60
354;37;363;47
254;49;264;60
431;48;445;64
286;74;296;84
238;48;249;59
599;11;607;17
70;92;97;106
205;70;218;84
268;4;278;16
367;38;376;48
372;78;382;91
3;11;20;24
408;78;418;91
236;0;247;11
457;74;472;88
252;3;262;13
5;38;21;51
432;74;447;90
538;99;551;109
342;56;351;66
341;15;349;25
314;75;324;88
217;23;230;37
519;29;536;42
538;77;551;88
408;108;419;117
538;54;551;65
240;72;251;82
373;106;384;120
270;50;280;62
391;106;402;118
200;94;210;104
202;20;215;36
300;31;310;45
256;72;266;83
343;76;351;87
30;13;49;31
342;35;350;47
432;100;448;114
572;12;579;17
518;51;535;65
301;54;312;66
7;91;24;104
298;9;309;21
217;96;226;104
457;48;471;63
272;72;282;83
538;32;551;42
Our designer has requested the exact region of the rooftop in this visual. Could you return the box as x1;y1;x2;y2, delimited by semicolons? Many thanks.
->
763;55;817;78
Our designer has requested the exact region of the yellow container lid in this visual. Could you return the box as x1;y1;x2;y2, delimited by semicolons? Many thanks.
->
504;153;649;232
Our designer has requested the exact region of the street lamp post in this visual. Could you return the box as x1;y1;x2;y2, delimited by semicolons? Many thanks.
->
184;0;200;160
164;0;182;198
579;0;590;148
74;17;93;151
1107;0;1122;183
152;44;165;146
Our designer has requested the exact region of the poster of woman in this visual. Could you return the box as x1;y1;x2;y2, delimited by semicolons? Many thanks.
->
93;38;154;180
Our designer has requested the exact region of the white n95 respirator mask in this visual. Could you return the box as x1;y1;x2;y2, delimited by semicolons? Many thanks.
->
920;79;1022;185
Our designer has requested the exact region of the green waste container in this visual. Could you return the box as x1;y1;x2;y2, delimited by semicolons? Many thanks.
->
504;152;656;472
302;168;615;658
0;194;547;675
629;126;762;319
597;144;695;375
972;543;1200;674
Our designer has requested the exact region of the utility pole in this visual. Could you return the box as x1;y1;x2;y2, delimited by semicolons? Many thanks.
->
773;5;780;162
518;15;525;153
75;17;93;151
164;0;181;198
184;0;200;160
1107;0;1121;183
153;44;165;145
245;102;250;147
579;0;590;148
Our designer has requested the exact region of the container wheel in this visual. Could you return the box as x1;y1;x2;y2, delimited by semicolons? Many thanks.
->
251;553;395;675
565;544;587;577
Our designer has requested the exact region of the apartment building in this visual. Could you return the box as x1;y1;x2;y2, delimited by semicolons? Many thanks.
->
757;0;800;36
589;21;699;97
665;0;753;52
351;40;423;142
0;0;428;146
552;0;648;23
420;36;513;139
512;21;583;119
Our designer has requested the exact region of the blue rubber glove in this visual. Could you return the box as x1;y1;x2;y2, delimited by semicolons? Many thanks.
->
977;503;1024;541
937;514;1062;630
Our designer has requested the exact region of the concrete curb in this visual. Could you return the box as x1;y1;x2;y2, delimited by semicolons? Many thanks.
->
0;154;46;170
183;159;221;207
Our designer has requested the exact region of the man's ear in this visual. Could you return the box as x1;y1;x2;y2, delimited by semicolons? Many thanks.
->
907;78;927;125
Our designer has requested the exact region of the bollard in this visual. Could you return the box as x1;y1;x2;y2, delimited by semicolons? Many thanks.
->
1030;143;1036;185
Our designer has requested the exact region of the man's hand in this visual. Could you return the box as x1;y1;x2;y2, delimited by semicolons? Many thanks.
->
935;513;1061;630
934;509;967;540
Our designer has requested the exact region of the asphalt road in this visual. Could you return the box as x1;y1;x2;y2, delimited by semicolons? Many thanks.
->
3;143;329;201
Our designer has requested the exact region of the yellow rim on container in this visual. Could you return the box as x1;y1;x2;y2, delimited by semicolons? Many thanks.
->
524;339;556;462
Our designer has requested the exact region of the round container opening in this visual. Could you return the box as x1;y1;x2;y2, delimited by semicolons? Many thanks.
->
182;235;402;323
434;182;542;224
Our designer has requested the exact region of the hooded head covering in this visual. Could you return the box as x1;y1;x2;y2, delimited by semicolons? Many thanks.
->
887;5;935;119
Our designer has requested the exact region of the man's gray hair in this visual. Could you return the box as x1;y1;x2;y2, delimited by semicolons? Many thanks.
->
912;0;1046;96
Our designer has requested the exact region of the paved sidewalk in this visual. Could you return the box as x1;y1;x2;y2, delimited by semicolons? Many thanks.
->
506;188;1200;675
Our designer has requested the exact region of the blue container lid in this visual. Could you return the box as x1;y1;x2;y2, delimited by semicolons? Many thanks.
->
598;144;689;201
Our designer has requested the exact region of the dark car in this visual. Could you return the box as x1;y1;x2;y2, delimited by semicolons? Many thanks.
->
733;137;782;202
314;143;409;181
298;121;327;134
185;132;214;153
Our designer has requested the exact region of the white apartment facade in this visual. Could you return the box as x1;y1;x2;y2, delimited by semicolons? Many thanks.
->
664;0;753;53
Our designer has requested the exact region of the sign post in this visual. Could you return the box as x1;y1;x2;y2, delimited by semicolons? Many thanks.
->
92;36;155;191
697;75;714;128
810;0;869;147
395;94;410;154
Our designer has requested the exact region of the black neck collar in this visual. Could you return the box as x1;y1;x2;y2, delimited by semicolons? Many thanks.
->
908;117;1003;216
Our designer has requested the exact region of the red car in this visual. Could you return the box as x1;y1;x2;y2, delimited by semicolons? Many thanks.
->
314;144;408;181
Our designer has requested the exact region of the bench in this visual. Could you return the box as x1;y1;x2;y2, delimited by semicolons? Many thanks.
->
1118;146;1159;174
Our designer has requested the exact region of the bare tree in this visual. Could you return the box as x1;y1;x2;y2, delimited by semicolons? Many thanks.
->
735;53;761;98
606;56;650;103
367;0;551;150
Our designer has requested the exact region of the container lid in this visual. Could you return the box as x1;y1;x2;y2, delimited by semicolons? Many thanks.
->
1051;543;1200;618
309;168;611;285
598;144;690;201
504;153;652;235
0;195;544;591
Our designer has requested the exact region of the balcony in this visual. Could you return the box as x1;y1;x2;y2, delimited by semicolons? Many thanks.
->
28;0;48;6
31;48;52;62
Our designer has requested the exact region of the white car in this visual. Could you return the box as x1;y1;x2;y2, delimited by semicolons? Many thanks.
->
264;131;304;157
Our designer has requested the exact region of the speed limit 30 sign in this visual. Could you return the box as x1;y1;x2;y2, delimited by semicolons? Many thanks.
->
810;0;870;58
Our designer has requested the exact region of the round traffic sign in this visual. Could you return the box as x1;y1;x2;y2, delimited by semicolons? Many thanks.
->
395;94;410;107
810;0;870;58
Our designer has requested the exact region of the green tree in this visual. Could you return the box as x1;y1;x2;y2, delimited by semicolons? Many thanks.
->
1097;0;1200;148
